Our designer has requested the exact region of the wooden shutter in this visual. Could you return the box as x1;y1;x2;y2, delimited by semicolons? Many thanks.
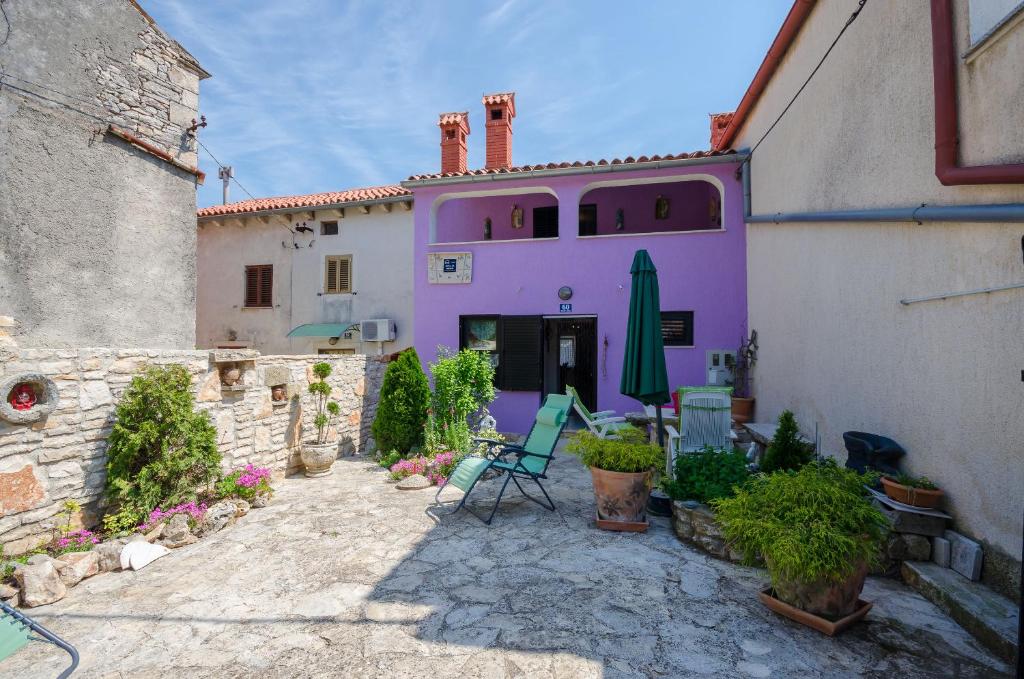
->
325;256;352;294
499;315;543;391
532;206;559;239
660;311;694;346
245;265;272;307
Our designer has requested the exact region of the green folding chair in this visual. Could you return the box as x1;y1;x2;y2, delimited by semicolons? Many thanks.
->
435;394;572;524
1;600;79;678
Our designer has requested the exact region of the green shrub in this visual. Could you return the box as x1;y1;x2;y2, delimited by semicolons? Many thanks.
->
378;449;403;469
428;347;495;453
105;365;220;527
372;348;430;454
566;428;663;473
891;472;938;490
663;446;749;504
760;410;814;473
713;460;887;588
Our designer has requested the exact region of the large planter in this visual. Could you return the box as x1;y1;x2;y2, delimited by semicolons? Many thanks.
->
590;467;652;532
731;397;755;424
768;559;869;621
880;476;943;509
300;441;337;478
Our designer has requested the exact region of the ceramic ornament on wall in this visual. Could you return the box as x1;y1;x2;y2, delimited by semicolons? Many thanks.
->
655;195;670;220
709;194;721;226
615;208;625;231
484;217;492;240
511;205;523;229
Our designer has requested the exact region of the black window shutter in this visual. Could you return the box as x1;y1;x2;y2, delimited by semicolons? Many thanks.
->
499;315;543;391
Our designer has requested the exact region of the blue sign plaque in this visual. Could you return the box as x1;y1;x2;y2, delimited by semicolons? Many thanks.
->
442;259;457;273
559;303;573;313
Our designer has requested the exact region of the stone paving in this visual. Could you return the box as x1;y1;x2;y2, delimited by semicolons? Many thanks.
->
4;444;1011;678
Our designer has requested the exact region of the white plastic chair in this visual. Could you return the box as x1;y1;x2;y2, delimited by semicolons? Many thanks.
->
566;385;630;439
664;387;737;469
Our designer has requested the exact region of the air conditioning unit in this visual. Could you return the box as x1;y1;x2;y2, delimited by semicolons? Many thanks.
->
360;319;395;342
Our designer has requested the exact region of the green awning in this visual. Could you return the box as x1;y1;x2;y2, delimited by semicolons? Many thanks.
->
287;323;353;338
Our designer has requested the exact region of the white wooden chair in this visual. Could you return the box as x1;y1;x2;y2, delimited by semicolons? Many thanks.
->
664;387;737;468
566;385;630;439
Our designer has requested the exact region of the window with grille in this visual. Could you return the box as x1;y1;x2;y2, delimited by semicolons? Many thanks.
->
244;265;273;308
661;311;694;347
324;255;352;294
320;221;339;236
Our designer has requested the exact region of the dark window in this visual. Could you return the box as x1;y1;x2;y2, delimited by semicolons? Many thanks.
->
490;108;502;120
244;265;273;308
459;315;543;391
321;221;338;236
661;311;694;347
533;206;558;239
578;203;597;236
445;129;456;140
498;316;543;391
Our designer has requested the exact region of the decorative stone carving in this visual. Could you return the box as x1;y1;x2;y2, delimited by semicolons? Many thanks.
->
0;373;59;424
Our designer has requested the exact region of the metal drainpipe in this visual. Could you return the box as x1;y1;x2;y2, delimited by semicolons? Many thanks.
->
740;157;1024;223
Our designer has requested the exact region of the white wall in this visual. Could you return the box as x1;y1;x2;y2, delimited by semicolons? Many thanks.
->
197;205;414;355
732;0;1024;587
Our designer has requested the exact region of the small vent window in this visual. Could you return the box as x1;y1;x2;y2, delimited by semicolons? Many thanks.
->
325;255;352;294
244;264;273;308
661;311;694;347
490;108;502;120
321;221;338;236
445;129;456;140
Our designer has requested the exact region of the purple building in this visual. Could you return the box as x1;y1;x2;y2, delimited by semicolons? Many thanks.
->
404;93;747;433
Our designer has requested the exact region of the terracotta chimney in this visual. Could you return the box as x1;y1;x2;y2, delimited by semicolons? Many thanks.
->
482;92;515;169
709;112;735;150
438;111;470;174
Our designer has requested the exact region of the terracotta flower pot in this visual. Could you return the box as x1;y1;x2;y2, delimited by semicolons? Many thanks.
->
271;385;286;401
731;397;755;424
590;467;652;527
880;476;943;508
770;560;869;620
300;441;337;478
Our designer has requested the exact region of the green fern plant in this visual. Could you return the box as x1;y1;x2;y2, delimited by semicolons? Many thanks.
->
663;446;749;504
566;428;663;473
105;365;220;526
712;460;887;589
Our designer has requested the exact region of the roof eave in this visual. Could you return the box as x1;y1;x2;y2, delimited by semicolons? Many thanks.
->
197;193;411;222
401;152;745;189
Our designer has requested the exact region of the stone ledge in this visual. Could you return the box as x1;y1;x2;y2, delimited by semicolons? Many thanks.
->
901;560;1018;663
670;501;744;563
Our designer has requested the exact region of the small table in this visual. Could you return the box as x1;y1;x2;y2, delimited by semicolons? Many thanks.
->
624;411;674;445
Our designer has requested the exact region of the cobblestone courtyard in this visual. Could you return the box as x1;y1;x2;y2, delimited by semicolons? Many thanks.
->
6;448;1010;678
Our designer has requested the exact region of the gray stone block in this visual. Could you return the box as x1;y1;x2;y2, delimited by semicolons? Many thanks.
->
944;530;983;581
875;503;948;536
932;536;951;568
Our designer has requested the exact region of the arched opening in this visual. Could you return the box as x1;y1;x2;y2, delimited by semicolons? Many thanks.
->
430;187;558;244
576;175;724;237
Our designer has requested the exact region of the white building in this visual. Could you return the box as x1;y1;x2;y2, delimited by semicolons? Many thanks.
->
196;186;414;355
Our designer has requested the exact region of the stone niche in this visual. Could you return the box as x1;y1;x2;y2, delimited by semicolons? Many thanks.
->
264;365;291;406
0;373;59;424
212;349;258;395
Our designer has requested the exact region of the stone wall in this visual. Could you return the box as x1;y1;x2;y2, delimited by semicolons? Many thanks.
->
0;0;208;348
0;347;385;556
670;501;745;563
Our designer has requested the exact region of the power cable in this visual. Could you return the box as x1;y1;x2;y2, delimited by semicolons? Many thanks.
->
748;0;869;158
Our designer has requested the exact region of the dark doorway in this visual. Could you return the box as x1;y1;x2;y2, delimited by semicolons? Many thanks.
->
533;206;558;239
543;316;597;411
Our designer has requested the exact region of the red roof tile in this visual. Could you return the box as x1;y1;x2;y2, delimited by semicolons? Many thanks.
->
482;92;515;106
197;184;411;218
405;149;736;182
438;111;469;126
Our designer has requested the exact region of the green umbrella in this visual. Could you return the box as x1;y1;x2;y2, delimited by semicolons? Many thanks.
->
620;249;670;447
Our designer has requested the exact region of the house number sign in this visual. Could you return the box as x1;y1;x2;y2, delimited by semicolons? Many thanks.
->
559;303;573;313
428;252;473;284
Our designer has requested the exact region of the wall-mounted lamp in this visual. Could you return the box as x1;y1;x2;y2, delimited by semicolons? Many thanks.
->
558;286;573;301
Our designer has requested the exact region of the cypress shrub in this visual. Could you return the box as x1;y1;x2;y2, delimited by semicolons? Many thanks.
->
372;348;431;455
760;409;814;473
105;365;220;526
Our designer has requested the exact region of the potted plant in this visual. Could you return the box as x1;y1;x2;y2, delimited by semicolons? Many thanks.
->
881;473;943;509
567;427;663;532
727;330;757;423
300;362;341;477
713;460;887;635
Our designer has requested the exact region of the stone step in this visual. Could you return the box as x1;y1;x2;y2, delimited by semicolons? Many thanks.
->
901;560;1019;664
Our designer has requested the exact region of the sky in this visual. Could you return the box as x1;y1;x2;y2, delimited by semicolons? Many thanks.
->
139;1;793;209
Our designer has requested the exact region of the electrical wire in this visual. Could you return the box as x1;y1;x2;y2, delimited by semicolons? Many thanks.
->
748;0;869;158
